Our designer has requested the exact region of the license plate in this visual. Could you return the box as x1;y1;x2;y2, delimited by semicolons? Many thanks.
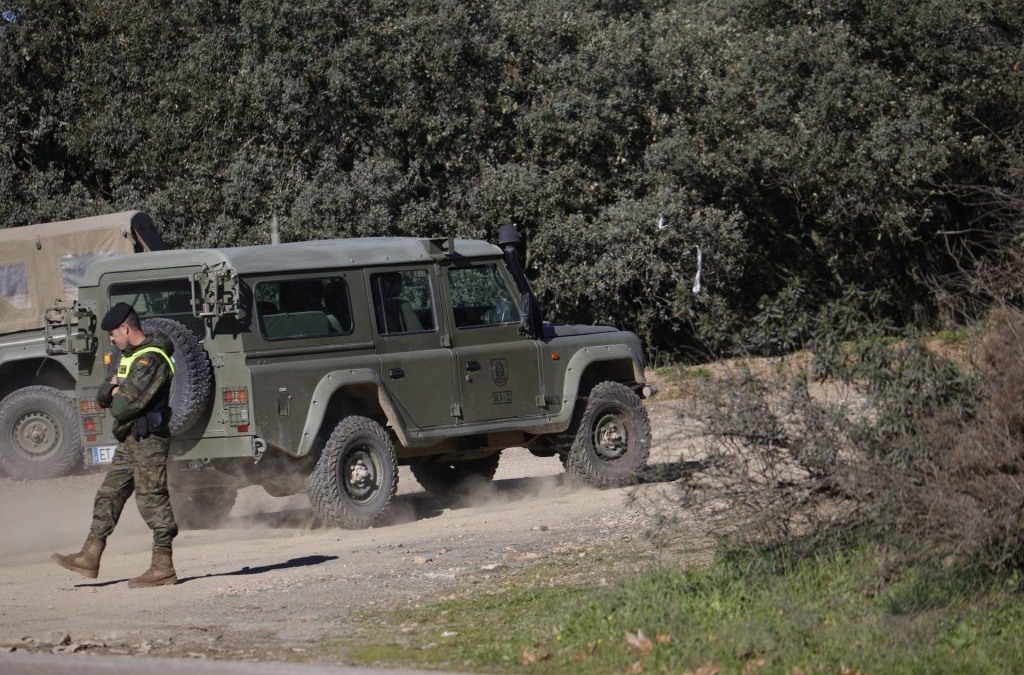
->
89;445;117;465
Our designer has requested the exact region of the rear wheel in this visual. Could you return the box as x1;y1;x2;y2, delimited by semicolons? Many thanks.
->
0;386;82;479
170;487;238;530
410;453;501;494
307;416;398;529
564;382;651;488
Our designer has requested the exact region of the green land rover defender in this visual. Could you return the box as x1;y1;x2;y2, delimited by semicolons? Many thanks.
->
47;226;655;529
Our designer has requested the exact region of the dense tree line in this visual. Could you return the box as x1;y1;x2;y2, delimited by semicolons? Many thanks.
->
2;0;1021;358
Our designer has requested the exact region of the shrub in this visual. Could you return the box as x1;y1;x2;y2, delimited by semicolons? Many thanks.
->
678;301;1024;573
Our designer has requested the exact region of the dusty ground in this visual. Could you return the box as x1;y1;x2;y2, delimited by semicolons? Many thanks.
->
0;392;710;664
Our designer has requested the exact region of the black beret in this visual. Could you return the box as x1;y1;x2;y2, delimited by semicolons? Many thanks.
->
100;302;135;331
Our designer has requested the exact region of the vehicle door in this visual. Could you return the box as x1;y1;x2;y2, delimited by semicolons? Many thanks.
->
368;267;459;430
247;272;376;451
443;260;544;424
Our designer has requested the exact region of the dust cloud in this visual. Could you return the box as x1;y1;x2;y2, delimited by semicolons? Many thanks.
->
0;449;570;560
0;473;152;561
383;451;572;526
220;449;570;531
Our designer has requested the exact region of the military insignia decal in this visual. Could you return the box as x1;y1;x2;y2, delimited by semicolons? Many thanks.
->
490;357;508;387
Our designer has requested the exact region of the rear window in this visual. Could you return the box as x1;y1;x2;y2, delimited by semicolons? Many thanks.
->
108;278;205;337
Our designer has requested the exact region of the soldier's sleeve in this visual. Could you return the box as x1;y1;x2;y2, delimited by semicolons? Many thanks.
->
109;353;172;423
96;358;120;409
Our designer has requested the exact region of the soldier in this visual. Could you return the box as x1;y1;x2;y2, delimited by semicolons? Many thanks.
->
52;302;179;587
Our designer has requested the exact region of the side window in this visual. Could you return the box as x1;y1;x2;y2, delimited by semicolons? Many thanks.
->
108;278;205;337
0;261;30;309
370;269;435;335
449;264;521;329
255;276;354;340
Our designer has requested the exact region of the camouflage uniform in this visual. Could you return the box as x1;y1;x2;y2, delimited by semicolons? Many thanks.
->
90;330;177;548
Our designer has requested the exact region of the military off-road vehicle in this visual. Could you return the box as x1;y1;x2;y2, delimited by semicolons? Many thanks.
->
0;211;165;479
47;225;655;528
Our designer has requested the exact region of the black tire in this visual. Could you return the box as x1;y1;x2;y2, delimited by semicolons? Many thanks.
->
410;453;501;494
565;381;651;488
0;386;82;479
307;416;398;529
170;487;238;530
116;318;213;435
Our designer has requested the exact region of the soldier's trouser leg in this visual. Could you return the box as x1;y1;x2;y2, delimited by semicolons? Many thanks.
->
90;443;135;541
132;436;178;548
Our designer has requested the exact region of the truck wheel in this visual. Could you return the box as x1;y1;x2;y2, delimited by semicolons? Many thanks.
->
565;381;651;488
170;487;238;529
0;386;83;479
307;416;398;529
137;318;213;435
410;452;501;494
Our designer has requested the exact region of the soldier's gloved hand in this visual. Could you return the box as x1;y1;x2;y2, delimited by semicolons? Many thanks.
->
132;416;149;441
97;382;116;408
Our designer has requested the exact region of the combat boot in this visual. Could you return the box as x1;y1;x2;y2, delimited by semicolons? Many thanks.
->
51;534;105;579
128;546;177;588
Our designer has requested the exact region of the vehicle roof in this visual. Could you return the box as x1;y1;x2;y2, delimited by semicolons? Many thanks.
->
80;236;503;286
0;210;163;247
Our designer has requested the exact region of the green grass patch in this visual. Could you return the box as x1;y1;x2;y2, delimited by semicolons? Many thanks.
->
653;364;713;380
328;548;1024;674
931;326;971;346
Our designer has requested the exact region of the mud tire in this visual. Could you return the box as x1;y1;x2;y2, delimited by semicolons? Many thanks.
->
0;386;82;479
564;381;651;488
307;416;398;529
410;453;501;494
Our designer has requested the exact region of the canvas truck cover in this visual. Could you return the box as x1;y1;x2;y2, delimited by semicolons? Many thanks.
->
0;211;166;334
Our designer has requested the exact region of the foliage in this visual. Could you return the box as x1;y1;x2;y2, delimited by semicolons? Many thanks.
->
2;1;1024;356
676;297;1024;575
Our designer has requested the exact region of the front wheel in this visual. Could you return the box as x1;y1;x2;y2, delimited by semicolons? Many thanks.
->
564;382;651;488
307;416;398;529
0;386;82;479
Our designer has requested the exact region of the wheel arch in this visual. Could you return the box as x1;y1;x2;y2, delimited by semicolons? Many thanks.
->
0;356;76;400
558;346;647;425
296;368;412;457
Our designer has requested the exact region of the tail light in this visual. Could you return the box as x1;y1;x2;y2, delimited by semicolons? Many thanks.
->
80;399;102;442
222;386;250;432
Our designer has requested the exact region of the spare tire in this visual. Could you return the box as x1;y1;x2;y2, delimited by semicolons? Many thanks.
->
111;318;214;435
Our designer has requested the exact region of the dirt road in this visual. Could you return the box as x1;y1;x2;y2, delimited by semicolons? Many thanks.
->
0;395;707;664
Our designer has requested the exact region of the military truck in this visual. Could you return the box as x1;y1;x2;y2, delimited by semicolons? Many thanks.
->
0;211;165;479
46;225;655;528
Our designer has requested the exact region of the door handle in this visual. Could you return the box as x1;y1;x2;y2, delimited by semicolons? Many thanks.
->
465;360;481;372
388;367;405;379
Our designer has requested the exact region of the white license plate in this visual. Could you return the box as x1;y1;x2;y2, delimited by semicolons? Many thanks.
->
89;445;117;465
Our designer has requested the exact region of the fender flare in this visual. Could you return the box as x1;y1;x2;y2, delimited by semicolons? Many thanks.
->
295;368;410;456
554;344;647;427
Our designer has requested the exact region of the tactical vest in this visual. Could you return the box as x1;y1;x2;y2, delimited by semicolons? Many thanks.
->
116;346;175;432
116;346;176;381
